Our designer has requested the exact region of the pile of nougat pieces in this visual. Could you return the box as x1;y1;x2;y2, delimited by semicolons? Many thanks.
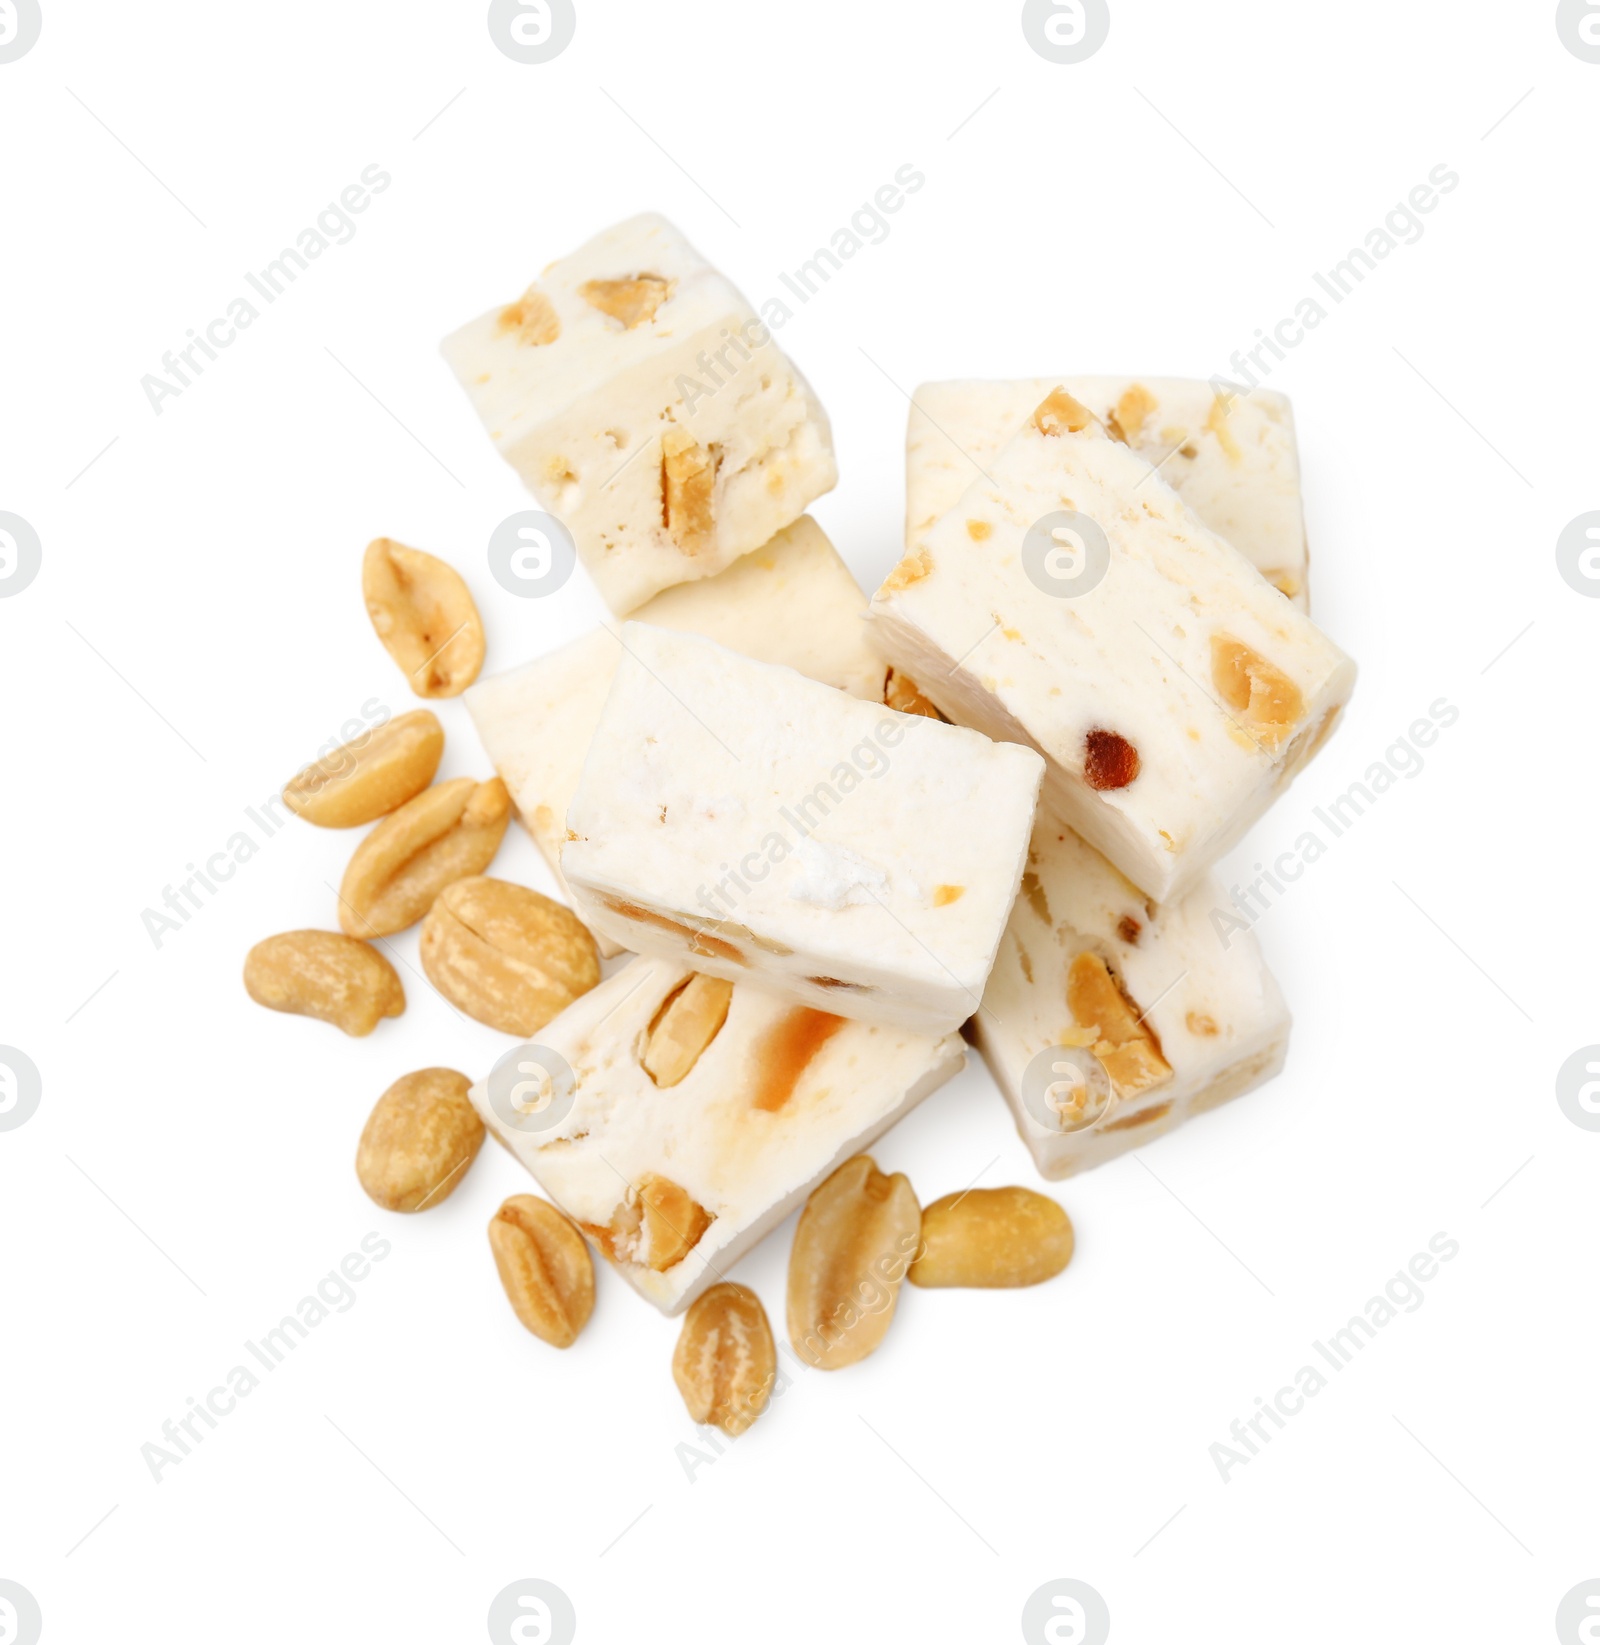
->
445;213;1355;1317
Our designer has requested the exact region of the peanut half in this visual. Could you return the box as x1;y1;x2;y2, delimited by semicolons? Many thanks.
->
362;538;486;699
787;1155;920;1370
661;428;718;555
489;1195;595;1349
641;974;734;1086
908;1188;1074;1289
1066;951;1172;1100
420;876;599;1036
283;710;444;828
1211;636;1304;748
243;930;404;1036
338;777;510;939
356;1068;484;1212
587;1174;713;1273
672;1283;777;1437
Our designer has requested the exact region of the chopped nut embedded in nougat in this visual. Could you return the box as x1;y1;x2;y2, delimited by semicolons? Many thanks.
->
883;546;933;592
883;666;947;720
642;973;734;1087
1211;636;1304;748
1206;391;1242;462
496;288;562;347
1106;383;1157;445
1066;951;1172;1098
578;273;674;328
599;1173;712;1271
1083;729;1141;791
661;428;719;555
1031;387;1099;438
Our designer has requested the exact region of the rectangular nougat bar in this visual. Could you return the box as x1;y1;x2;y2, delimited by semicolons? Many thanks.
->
470;956;965;1314
868;388;1356;902
443;213;837;614
906;377;1310;607
561;624;1044;1035
975;816;1290;1179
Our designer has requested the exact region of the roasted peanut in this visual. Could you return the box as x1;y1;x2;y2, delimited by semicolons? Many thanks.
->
1066;951;1172;1098
787;1155;920;1370
283;710;444;828
489;1195;595;1349
357;1068;484;1212
420;876;599;1036
1032;386;1099;437
338;778;510;939
883;667;947;721
1211;636;1303;747
590;1174;712;1272
579;274;672;328
244;930;404;1036
661;428;718;555
908;1188;1074;1289
497;286;561;346
672;1283;777;1436
641;974;733;1086
362;538;485;699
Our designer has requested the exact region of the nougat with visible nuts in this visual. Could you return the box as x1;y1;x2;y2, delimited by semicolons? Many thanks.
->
469;957;964;1315
442;213;837;614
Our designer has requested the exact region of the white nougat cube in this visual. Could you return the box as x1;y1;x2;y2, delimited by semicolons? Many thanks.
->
442;213;837;614
976;815;1290;1179
560;624;1044;1036
868;389;1357;903
907;377;1311;608
470;956;966;1315
464;516;887;956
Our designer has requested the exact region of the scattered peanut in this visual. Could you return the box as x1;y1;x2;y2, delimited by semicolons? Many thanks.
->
489;1195;596;1349
362;538;485;699
243;930;404;1036
356;1068;484;1212
338;777;510;939
661;428;718;555
420;876;599;1036
282;710;444;828
671;1282;777;1436
787;1155;920;1370
1211;636;1304;747
908;1188;1074;1289
641;974;734;1086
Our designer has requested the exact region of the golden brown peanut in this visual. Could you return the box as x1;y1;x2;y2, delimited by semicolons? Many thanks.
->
579;274;672;328
243;930;404;1036
282;711;445;828
883;668;948;721
497;287;561;346
907;1188;1074;1289
588;1174;712;1272
356;1068;484;1212
489;1195;595;1349
338;778;511;939
661;428;718;555
787;1155;920;1370
362;538;485;699
641;974;734;1086
1066;951;1172;1099
1032;386;1099;437
420;876;600;1036
1211;636;1304;748
672;1283;777;1436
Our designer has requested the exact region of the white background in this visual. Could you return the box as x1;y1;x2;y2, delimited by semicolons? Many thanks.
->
2;2;1596;1641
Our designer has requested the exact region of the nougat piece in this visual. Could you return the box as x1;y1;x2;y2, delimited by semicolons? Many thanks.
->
907;377;1311;607
442;213;837;613
464;516;886;957
976;816;1290;1179
560;624;1044;1035
868;388;1356;903
470;957;965;1315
